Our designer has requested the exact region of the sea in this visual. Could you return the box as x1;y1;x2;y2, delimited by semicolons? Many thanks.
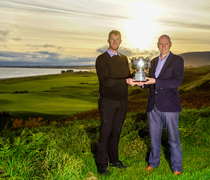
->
0;67;89;80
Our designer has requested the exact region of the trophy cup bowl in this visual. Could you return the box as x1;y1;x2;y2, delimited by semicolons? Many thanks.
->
130;57;150;82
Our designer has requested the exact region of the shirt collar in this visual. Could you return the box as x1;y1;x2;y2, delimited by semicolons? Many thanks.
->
107;48;121;57
158;52;170;61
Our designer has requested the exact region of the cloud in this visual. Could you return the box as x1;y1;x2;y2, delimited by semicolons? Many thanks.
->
42;44;62;49
0;29;21;42
13;37;21;41
0;50;95;66
28;44;63;50
36;51;60;56
96;45;159;58
96;45;108;53
0;29;10;42
0;51;26;58
0;46;159;67
1;1;129;21
159;20;210;31
64;56;95;64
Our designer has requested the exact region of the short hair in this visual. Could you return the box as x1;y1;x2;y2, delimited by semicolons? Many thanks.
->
108;30;121;39
158;34;171;43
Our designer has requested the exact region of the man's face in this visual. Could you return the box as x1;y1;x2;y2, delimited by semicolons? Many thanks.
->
157;36;172;56
108;34;122;52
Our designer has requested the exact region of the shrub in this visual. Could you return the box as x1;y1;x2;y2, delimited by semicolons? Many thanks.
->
11;117;46;129
14;90;29;93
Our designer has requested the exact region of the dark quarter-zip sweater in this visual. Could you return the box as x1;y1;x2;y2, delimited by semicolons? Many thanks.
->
95;51;131;101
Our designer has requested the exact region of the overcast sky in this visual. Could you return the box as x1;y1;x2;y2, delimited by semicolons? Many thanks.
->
0;0;209;66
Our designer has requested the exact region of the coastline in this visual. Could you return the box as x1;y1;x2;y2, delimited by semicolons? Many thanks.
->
0;74;60;81
0;66;96;80
0;66;95;69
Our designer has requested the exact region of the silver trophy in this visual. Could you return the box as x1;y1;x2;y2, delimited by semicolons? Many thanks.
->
130;57;150;82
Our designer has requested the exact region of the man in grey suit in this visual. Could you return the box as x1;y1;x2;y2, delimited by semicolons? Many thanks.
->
137;34;184;175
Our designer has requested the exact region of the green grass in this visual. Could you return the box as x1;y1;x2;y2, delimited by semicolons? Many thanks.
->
180;65;210;91
0;72;99;121
0;108;209;179
0;67;210;179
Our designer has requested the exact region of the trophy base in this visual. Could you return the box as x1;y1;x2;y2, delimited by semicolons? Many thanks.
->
134;80;146;82
134;72;146;82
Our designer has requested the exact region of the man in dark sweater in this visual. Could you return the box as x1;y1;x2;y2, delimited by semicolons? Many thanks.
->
95;30;136;175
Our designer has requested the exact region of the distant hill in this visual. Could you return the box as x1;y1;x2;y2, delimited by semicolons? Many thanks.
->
179;51;210;67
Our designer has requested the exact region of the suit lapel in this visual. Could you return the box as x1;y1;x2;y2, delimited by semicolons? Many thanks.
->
158;52;174;78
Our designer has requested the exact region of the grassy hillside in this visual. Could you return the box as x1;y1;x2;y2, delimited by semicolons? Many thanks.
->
0;108;209;179
0;66;210;179
179;51;210;67
0;71;99;123
1;66;210;128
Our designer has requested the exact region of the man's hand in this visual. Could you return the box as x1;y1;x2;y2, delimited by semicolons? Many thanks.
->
144;77;156;84
126;78;137;86
136;81;146;86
